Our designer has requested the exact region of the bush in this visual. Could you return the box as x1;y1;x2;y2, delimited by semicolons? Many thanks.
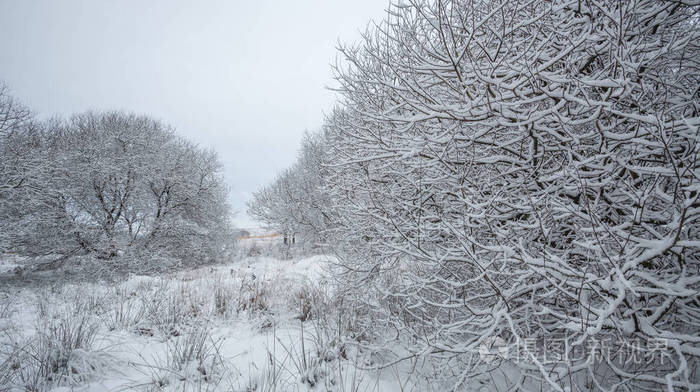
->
1;309;103;390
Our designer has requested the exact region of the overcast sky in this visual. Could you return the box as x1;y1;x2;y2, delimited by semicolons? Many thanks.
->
0;0;388;227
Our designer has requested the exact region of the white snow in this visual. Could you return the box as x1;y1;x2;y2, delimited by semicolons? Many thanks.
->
0;251;426;391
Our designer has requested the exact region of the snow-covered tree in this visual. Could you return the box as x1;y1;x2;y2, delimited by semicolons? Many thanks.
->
0;84;47;253
1;110;232;264
248;131;333;245
0;83;35;194
320;0;700;389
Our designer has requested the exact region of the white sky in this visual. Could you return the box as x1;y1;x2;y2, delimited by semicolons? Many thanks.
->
0;0;388;228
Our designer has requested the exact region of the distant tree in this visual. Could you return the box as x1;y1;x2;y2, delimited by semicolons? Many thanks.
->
141;135;232;262
0;83;30;139
1;109;232;265
247;131;333;245
0;84;47;253
0;83;34;193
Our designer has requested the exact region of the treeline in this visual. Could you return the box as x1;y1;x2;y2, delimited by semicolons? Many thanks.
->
0;85;232;267
249;0;700;390
247;131;330;244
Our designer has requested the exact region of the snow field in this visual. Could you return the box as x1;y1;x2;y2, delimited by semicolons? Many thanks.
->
0;254;428;391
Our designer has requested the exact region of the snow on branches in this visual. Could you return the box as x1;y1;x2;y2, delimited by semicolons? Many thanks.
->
0;109;232;265
319;0;700;390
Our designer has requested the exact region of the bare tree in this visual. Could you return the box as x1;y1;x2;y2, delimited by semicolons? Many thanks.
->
318;0;700;390
1;110;233;266
0;82;34;193
248;131;333;246
0;83;47;253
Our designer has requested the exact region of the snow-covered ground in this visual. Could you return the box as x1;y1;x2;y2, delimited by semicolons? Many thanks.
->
0;251;427;392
